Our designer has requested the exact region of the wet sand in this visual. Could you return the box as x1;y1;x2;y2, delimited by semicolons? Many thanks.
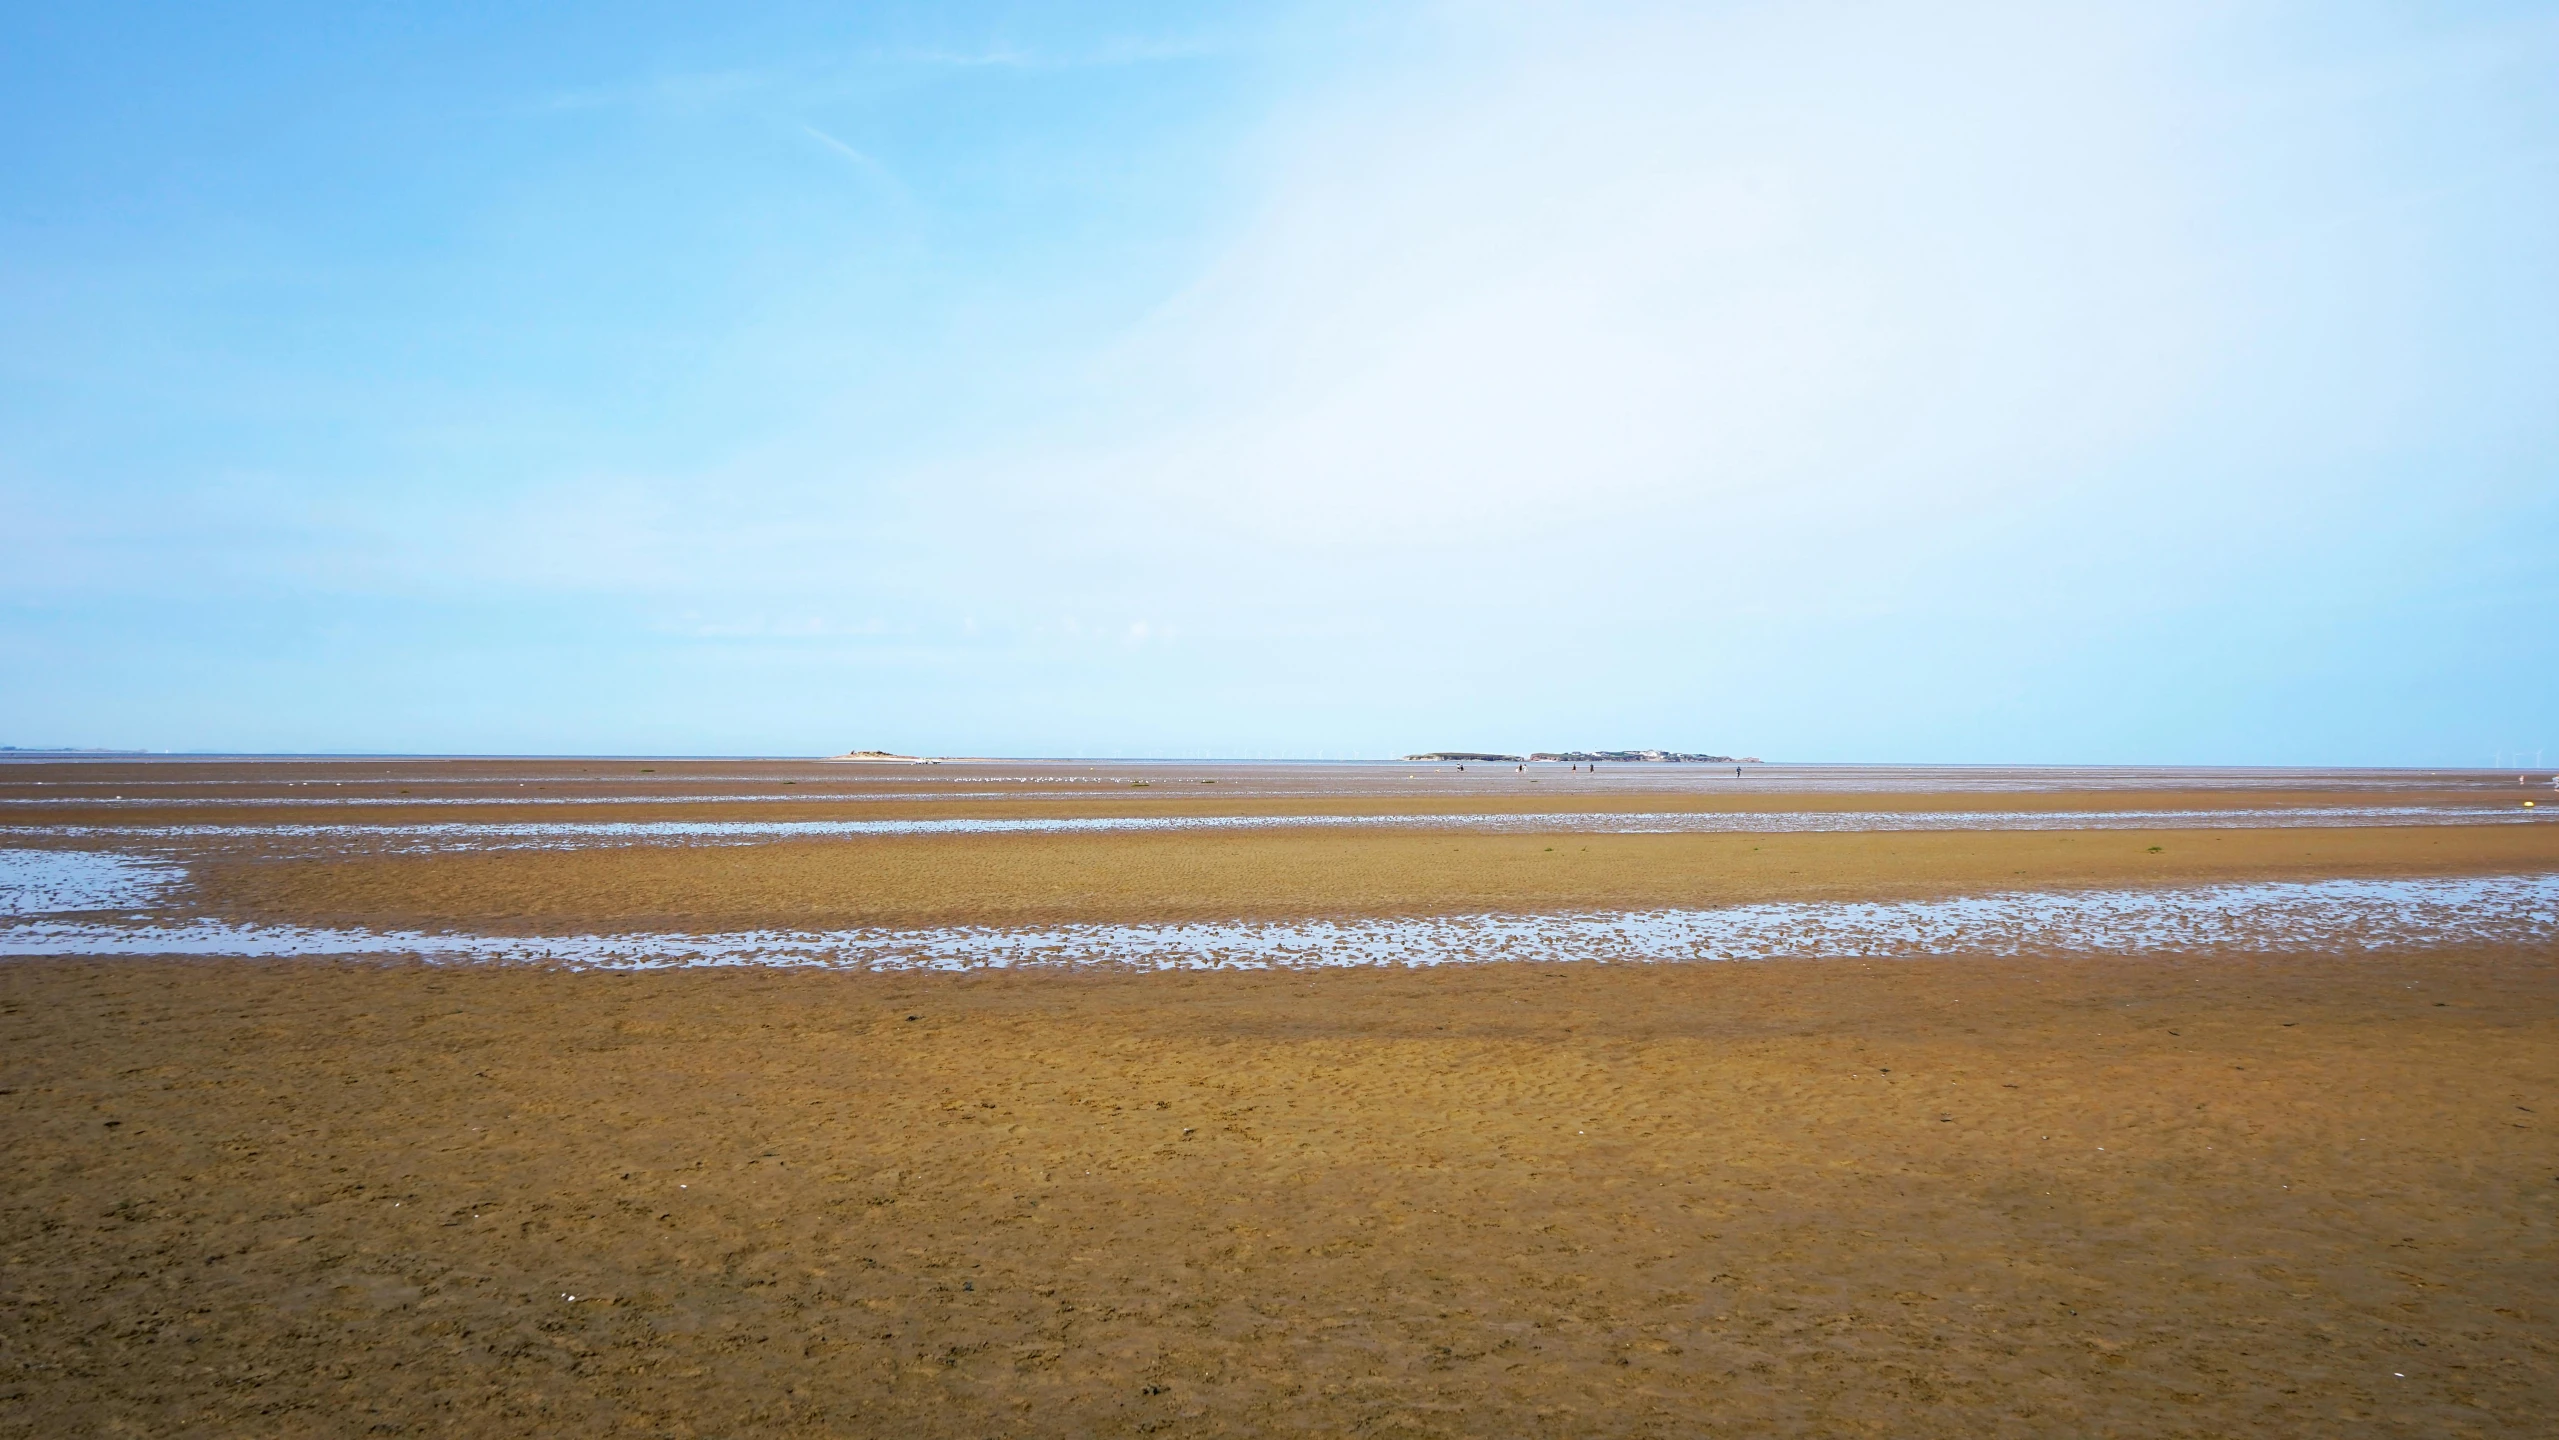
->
197;824;2559;933
4;952;2554;1437
7;753;2551;826
5;758;2557;1435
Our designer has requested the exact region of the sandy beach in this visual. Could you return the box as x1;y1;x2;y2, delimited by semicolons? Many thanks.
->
3;758;2556;1436
19;3;2555;1431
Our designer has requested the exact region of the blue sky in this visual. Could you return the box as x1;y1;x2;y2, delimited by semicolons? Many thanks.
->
4;1;2554;762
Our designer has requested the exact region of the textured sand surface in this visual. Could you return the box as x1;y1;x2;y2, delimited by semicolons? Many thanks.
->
198;823;2559;933
7;759;2557;1436
3;953;2554;1438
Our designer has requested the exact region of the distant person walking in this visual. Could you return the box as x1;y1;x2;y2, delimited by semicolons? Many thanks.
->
1734;766;1742;778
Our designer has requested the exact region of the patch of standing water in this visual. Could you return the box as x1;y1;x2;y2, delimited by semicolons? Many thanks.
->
0;790;1083;808
4;805;2549;855
2;865;2551;969
0;850;179;916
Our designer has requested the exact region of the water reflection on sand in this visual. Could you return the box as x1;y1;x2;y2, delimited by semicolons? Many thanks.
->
3;850;2550;971
4;804;2549;856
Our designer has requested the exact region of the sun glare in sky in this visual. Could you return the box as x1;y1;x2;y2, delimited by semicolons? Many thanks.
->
4;2;2553;761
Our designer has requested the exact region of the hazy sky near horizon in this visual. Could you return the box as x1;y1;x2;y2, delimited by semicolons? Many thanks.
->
5;1;2555;762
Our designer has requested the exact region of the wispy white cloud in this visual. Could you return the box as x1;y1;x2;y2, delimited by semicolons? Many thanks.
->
654;613;893;640
1004;3;2221;561
799;124;893;180
541;32;1227;115
870;35;1229;71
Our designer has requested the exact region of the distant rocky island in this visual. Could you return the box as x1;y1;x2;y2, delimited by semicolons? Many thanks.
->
1535;750;1744;763
1405;750;1751;764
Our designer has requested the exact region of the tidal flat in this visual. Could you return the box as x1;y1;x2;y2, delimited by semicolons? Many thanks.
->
2;757;2554;1436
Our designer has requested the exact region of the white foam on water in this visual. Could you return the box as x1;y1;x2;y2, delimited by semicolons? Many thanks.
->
4;805;2546;854
0;850;180;916
4;873;2552;970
